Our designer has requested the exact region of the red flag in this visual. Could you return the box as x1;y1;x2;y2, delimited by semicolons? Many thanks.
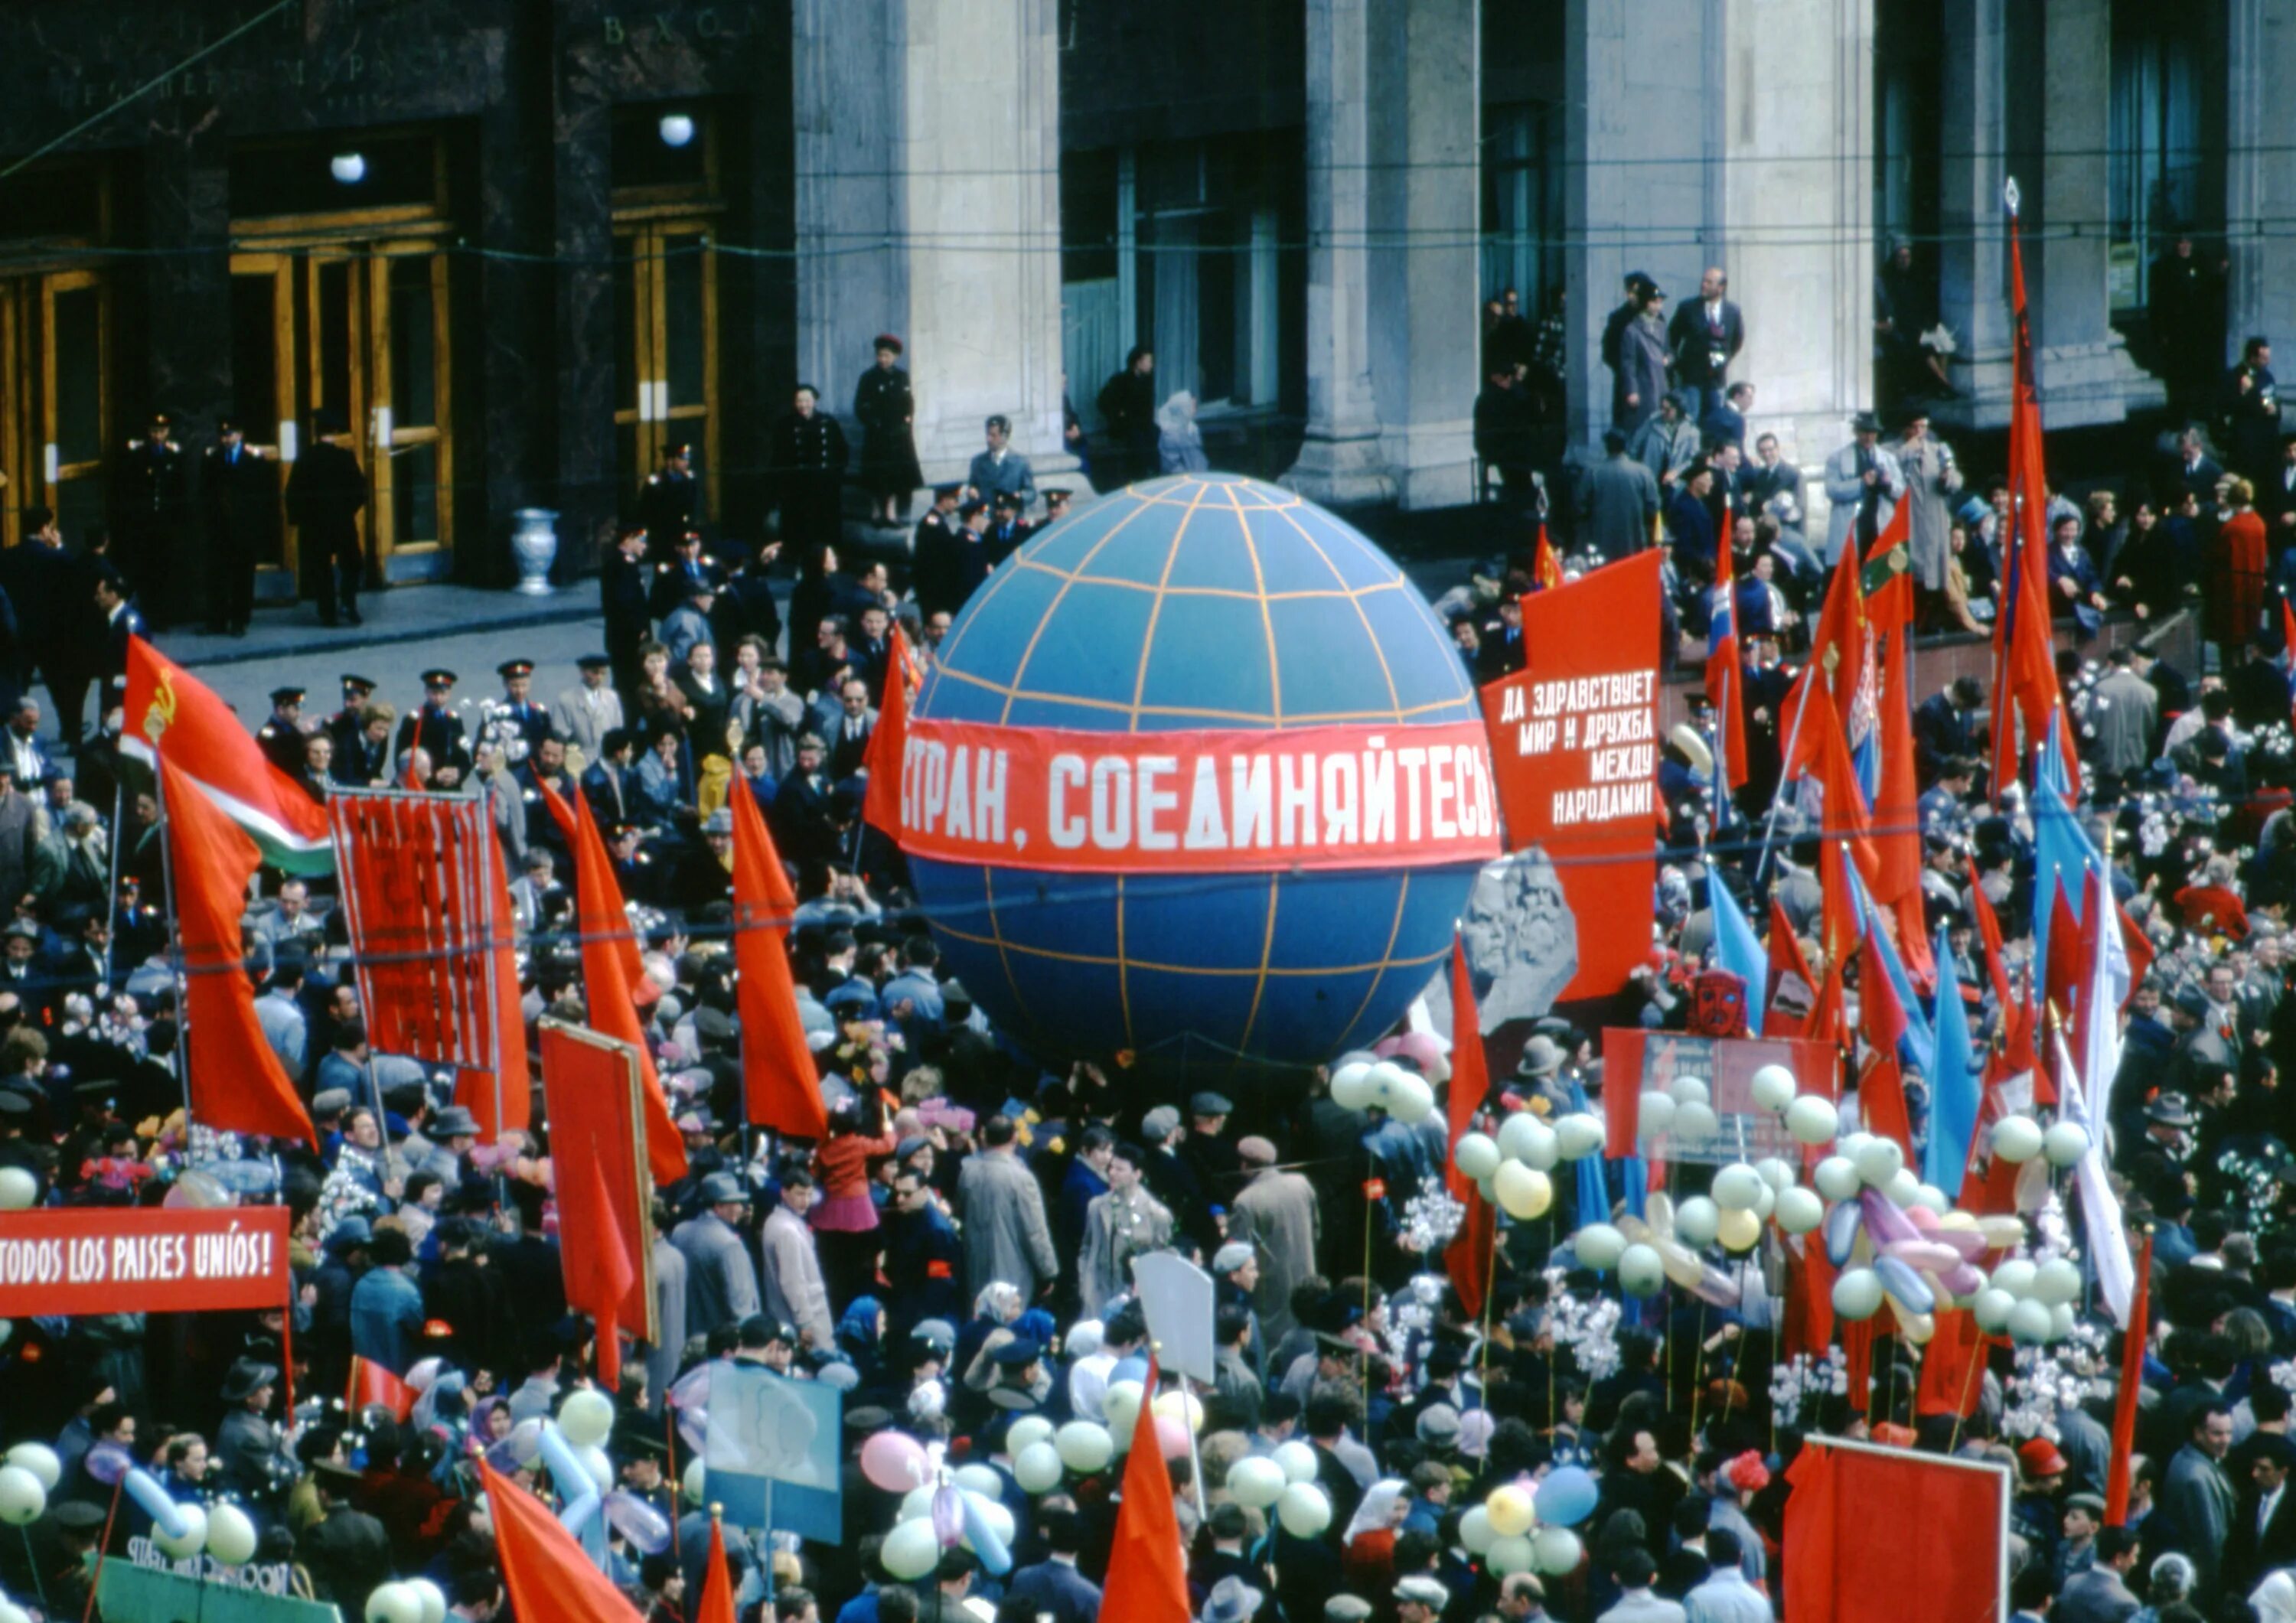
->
1441;940;1497;1318
1789;700;1878;895
1871;627;1920;908
458;829;532;1139
730;774;827;1138
1763;898;1821;1041
2105;1231;2155;1525
1782;536;1869;755
1104;1354;1193;1623
566;1153;637;1390
1707;529;1747;791
1857;931;1914;1158
697;1514;738;1623
1914;1309;1993;1419
347;1355;416;1421
1863;502;1915;634
2281;593;2296;673
159;755;316;1147
1783;1236;1837;1361
863;624;913;836
539;781;687;1187
480;1457;644;1623
1530;524;1561;592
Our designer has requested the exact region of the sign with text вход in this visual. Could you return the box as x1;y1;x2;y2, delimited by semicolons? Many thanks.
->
0;1207;291;1316
101;1549;342;1623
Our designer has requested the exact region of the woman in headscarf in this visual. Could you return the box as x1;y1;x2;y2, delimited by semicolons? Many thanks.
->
1156;391;1209;474
1339;1478;1408;1593
836;1295;886;1393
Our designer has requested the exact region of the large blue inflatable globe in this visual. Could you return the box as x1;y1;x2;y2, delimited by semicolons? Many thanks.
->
907;474;1489;1078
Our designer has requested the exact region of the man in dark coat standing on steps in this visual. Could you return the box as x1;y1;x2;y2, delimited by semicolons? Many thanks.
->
285;409;367;627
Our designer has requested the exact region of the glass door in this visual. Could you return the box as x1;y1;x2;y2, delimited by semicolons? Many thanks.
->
613;222;719;522
229;253;297;577
373;247;452;572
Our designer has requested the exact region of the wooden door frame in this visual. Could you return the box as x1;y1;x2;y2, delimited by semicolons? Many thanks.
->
611;218;722;522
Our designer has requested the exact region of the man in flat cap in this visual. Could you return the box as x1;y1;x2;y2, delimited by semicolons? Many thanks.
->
1226;1135;1319;1352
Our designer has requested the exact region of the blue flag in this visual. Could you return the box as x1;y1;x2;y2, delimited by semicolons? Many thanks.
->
2031;776;2102;992
1709;867;1767;1032
1924;923;1979;1201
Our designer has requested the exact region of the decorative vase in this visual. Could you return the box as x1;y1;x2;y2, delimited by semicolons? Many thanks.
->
510;508;558;595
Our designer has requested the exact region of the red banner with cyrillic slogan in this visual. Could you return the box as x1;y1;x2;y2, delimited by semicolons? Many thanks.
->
1480;551;1662;1001
0;1207;291;1315
890;718;1500;873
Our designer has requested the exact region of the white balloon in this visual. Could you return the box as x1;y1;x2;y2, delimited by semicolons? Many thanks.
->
1908;1184;1950;1217
683;1458;706;1507
1883;1168;1923;1209
207;1503;260;1566
556;1389;615;1449
1668;1076;1711;1109
1102;1380;1146;1441
1674;1196;1720;1250
1991;1116;2044;1164
155;1504;209;1560
1786;1096;1840;1146
1711;1163;1766;1212
954;1464;1004;1499
1853;1137;1905;1188
1574;1221;1628;1270
1453;1132;1502;1182
1225;1455;1287;1510
1367;1061;1410;1109
1750;1180;1776;1221
1007;1416;1056;1457
2;1445;57;1492
0;1167;34;1212
1774;1186;1825;1234
1487;1533;1538;1576
1638;1091;1678;1138
406;1580;448;1623
2030;1258;2082;1308
1533;1525;1585;1575
1754;1157;1798;1192
1812;1156;1862;1203
1618;1243;1666;1297
1274;1440;1319;1484
2043;1121;2092;1168
1387;1071;1436;1124
1497;1112;1548;1166
1553;1113;1606;1161
366;1584;423;1623
1014;1443;1065;1495
1276;1482;1332;1538
1831;1268;1884;1321
1750;1064;1799;1113
2050;1302;2077;1341
1459;1505;1496;1556
964;1494;1016;1553
1055;1422;1114;1475
2007;1298;2053;1345
576;1444;613;1495
1991;1258;2038;1299
1329;1061;1377;1111
1971;1288;2017;1334
900;1484;938;1524
0;1602;30;1623
0;1467;44;1527
881;1517;942;1582
1674;1101;1721;1140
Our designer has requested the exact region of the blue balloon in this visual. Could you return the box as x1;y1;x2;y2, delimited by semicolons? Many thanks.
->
960;1488;1013;1576
910;475;1486;1081
1534;1465;1600;1528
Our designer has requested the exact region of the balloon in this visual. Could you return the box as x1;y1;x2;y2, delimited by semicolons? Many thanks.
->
1668;1076;1711;1108
861;1431;928;1493
576;1444;613;1495
1277;1482;1332;1538
1459;1505;1495;1556
1755;1156;1799;1191
1750;1064;1799;1113
1991;1116;2044;1164
1454;1132;1502;1181
154;1504;208;1560
2007;1298;2053;1345
1487;1534;1538;1576
1972;1288;2017;1333
1821;1201;1862;1266
1151;1387;1204;1436
76;1442;129;1488
1485;1484;1534;1538
1226;1455;1287;1509
122;1469;189;1540
1887;1297;1936;1344
1618;1243;1665;1297
1976;1216;2028;1250
1386;1071;1436;1124
1938;1261;1988;1300
2050;1302;2077;1341
0;1167;34;1211
1774;1187;1824;1234
2043;1122;2091;1168
1006;1415;1055;1457
1880;1168;1920;1208
603;1491;672;1555
1534;1464;1600;1527
1832;1267;1884;1320
366;1583;423;1623
1653;1237;1707;1290
1574;1222;1627;1270
1812;1156;1861;1202
207;1503;260;1566
1496;1112;1545;1165
683;1459;706;1507
0;1468;44;1527
1494;1162;1554;1220
1853;1137;1905;1187
1881;1239;1963;1275
1637;1091;1678;1138
1786;1095;1840;1146
1102;1380;1146;1441
1711;1163;1766;1211
1055;1422;1114;1475
0;1602;30;1623
507;1419;544;1467
1554;1113;1606;1160
2;1445;57;1493
1533;1526;1585;1575
557;1389;615;1448
954;1464;1004;1500
960;1489;1014;1575
1274;1440;1319;1484
1874;1256;1936;1314
1716;1206;1761;1253
1153;1414;1192;1460
1009;1441;1066;1496
881;1517;942;1582
1674;1101;1720;1140
1908;1184;1950;1216
2030;1258;2082;1308
405;1580;448;1623
1674;1196;1720;1249
1329;1063;1375;1111
1991;1258;2038;1299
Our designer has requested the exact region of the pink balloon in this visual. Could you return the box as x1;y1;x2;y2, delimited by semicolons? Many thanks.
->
1880;1239;1962;1275
1154;1414;1191;1461
860;1431;926;1493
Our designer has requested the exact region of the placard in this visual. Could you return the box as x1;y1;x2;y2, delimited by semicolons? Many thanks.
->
0;1207;291;1316
101;1557;344;1623
700;1359;843;1542
1600;1030;1838;1165
540;1019;658;1341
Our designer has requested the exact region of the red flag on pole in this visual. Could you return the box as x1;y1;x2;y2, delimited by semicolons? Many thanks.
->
1707;530;1747;793
1104;1354;1194;1622
1530;523;1562;592
566;1152;637;1390
1872;627;1921;908
862;624;913;836
347;1354;416;1421
1441;940;1497;1318
730;775;827;1138
2105;1231;2155;1525
1763;897;1821;1042
160;755;317;1147
480;1457;644;1623
457;829;532;1139
696;1514;737;1623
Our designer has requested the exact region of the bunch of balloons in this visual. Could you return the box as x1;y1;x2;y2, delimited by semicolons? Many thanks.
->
1223;1442;1333;1538
1328;1054;1437;1124
861;1432;1018;1582
1450;1108;1607;1224
1456;1465;1598;1577
363;1580;448;1623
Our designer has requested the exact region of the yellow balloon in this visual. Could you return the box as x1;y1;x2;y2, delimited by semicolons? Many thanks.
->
1887;1295;1936;1344
1485;1484;1536;1539
1494;1162;1554;1221
1653;1237;1705;1289
1715;1206;1761;1253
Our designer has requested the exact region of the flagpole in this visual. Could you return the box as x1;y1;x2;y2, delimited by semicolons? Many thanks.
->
102;777;123;990
149;738;195;1128
1754;676;1816;885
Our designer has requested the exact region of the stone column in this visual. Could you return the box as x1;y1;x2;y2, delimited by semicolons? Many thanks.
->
2225;0;2296;376
551;64;617;570
140;119;233;617
1933;0;2015;430
792;0;1069;489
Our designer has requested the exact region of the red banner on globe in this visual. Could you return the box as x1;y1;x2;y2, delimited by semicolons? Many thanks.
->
890;718;1500;874
329;793;503;1069
0;1207;292;1315
1481;552;1662;1001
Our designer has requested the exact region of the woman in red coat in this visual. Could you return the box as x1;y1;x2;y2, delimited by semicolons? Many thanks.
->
2206;476;2268;658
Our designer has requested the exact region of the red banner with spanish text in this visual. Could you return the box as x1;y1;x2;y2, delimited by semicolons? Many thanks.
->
890;718;1499;873
1482;552;1662;1001
0;1207;292;1316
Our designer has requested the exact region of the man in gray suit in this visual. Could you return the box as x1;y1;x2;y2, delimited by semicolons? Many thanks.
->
644;1206;688;1416
967;415;1036;510
553;655;624;769
671;1172;762;1339
1577;431;1663;561
1822;410;1906;564
2055;1527;2141;1623
956;1113;1058;1302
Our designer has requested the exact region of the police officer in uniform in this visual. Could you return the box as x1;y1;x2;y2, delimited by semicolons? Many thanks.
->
201;416;276;637
639;443;701;549
325;674;379;761
299;1459;391;1610
395;670;472;777
650;531;729;622
494;660;556;753
115;410;189;629
602;526;653;702
257;688;309;776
